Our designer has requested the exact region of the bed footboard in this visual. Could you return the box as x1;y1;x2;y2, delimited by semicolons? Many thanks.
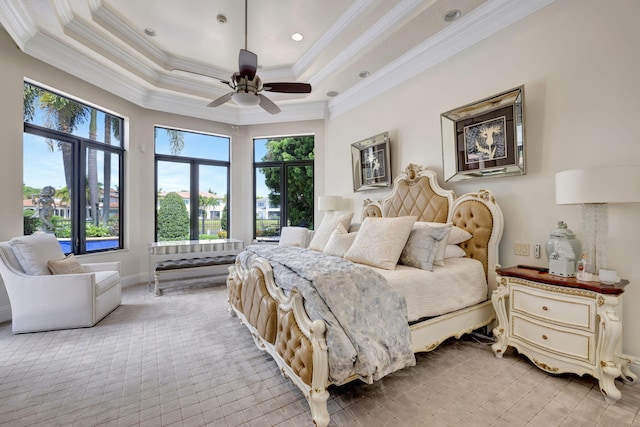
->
227;257;330;427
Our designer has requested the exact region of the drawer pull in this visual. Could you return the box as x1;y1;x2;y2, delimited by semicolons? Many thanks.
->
542;335;548;340
542;306;548;311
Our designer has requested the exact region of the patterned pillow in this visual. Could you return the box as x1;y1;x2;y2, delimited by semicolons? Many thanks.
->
47;254;85;275
399;223;451;271
323;224;358;257
344;216;416;270
308;211;354;251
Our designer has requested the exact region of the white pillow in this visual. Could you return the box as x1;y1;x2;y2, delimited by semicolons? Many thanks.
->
308;211;354;252
10;234;65;275
399;223;451;271
323;224;357;257
279;226;310;247
344;216;416;270
445;244;467;259
448;226;473;245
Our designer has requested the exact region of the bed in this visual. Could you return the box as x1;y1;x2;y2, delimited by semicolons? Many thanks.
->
226;163;503;426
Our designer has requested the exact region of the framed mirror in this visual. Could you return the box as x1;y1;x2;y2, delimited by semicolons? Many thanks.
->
441;86;525;182
351;132;391;192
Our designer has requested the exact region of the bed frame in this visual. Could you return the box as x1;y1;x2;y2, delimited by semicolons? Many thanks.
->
226;163;503;426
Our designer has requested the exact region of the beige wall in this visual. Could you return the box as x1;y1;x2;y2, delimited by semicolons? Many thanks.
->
324;0;640;372
0;0;638;372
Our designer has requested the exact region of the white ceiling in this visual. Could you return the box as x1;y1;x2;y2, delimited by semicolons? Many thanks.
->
1;0;554;125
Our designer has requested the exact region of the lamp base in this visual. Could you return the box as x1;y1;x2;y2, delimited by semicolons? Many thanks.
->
549;259;575;277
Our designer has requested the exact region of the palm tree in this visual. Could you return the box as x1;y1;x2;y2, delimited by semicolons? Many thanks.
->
88;109;99;224
37;89;89;192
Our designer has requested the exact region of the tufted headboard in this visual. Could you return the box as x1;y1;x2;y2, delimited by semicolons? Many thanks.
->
362;163;504;294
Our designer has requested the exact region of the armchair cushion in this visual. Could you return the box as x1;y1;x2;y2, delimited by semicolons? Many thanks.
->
10;234;65;275
47;254;84;275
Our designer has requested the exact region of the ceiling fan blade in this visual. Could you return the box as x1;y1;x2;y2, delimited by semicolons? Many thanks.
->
207;92;233;107
173;69;232;86
258;94;281;115
263;82;312;93
238;49;257;80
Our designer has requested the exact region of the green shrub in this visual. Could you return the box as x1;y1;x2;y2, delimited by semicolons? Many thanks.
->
157;192;190;241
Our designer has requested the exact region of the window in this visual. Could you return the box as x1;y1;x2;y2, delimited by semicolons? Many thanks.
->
254;135;314;241
23;82;124;254
154;127;230;241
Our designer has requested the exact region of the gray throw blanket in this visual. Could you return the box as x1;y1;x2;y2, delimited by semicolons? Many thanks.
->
238;244;415;384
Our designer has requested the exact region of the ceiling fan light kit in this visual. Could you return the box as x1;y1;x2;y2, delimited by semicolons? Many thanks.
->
232;92;260;107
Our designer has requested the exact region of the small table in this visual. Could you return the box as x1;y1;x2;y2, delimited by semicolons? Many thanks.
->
491;266;637;404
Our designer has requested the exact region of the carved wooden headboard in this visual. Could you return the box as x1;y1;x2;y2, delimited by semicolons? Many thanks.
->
362;163;504;293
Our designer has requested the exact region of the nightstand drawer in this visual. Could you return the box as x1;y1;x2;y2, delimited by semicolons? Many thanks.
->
512;314;594;363
511;285;594;331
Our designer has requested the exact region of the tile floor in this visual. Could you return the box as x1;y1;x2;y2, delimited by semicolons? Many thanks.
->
0;280;638;426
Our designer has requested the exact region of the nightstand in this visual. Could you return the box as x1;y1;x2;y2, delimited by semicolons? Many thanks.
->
491;266;637;404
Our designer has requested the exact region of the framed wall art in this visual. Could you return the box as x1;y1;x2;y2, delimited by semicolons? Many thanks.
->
441;86;525;182
351;132;391;192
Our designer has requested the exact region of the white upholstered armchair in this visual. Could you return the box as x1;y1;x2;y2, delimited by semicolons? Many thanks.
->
0;234;121;334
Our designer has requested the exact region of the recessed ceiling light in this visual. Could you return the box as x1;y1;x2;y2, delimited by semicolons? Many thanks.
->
326;91;338;97
444;9;461;22
144;27;156;37
358;71;370;78
291;33;304;42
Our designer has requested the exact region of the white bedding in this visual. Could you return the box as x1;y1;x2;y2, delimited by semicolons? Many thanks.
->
368;257;488;322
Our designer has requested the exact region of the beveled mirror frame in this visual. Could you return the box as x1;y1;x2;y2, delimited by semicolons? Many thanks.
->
441;86;525;182
351;132;391;192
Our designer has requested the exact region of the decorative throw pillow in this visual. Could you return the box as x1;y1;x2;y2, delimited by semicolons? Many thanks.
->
47;254;84;275
399;223;451;271
308;211;354;252
323;224;357;257
447;225;473;245
10;234;65;275
445;244;467;259
279;226;310;247
410;222;452;266
344;216;416;270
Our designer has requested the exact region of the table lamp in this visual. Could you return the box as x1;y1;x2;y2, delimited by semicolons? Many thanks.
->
317;195;342;212
555;166;640;276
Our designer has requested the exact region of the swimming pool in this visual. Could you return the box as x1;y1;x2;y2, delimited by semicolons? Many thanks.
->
59;239;119;253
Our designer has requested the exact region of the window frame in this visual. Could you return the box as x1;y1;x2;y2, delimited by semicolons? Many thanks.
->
253;136;315;241
153;128;231;242
23;122;125;254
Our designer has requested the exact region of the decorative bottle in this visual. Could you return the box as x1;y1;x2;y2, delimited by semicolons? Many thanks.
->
576;254;592;282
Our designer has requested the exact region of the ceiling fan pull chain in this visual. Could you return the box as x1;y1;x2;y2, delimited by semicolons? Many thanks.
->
244;0;248;51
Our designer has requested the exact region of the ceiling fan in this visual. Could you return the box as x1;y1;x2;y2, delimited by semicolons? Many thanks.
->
207;0;312;114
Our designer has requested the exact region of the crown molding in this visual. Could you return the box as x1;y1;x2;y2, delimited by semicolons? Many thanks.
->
310;0;425;87
5;0;556;125
328;0;556;118
0;0;37;48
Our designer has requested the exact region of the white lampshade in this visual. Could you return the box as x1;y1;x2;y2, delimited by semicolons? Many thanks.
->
556;166;640;205
317;196;342;211
232;92;260;107
555;165;640;275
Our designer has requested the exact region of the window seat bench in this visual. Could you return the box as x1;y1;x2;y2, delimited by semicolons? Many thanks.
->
153;255;236;296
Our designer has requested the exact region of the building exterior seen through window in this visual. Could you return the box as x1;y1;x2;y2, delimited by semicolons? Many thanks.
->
154;126;230;241
254;135;314;241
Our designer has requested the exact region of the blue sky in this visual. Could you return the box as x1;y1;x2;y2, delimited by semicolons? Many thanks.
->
23;87;272;200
